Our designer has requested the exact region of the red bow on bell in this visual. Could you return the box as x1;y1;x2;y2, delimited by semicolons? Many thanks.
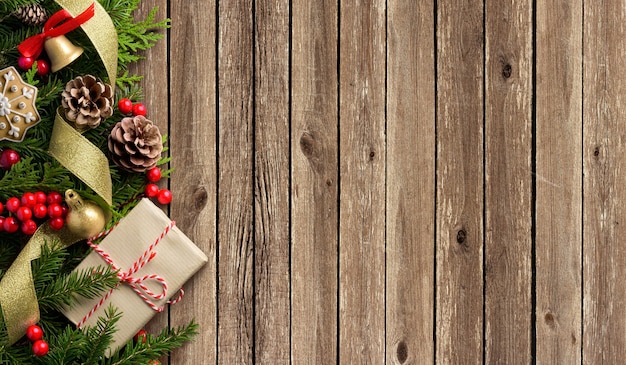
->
18;3;95;59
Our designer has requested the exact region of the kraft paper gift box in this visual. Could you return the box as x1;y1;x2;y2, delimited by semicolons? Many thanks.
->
62;198;208;353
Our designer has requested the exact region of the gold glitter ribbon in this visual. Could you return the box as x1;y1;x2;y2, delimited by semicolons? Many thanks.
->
55;0;118;85
0;224;83;344
48;109;113;206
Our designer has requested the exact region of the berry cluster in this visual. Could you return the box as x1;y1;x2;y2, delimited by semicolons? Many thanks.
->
144;167;172;205
117;98;147;117
26;324;49;357
0;191;67;235
17;56;50;76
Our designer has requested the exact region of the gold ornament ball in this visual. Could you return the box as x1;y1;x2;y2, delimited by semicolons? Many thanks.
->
64;190;106;239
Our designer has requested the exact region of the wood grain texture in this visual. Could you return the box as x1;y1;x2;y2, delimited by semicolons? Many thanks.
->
291;0;339;363
435;0;484;363
254;0;290;363
535;1;582;363
386;0;435;364
168;1;218;364
338;1;386;363
484;0;533;363
583;1;626;362
127;2;626;363
217;1;255;363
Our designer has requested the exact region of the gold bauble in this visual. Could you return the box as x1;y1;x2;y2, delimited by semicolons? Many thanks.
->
64;189;106;239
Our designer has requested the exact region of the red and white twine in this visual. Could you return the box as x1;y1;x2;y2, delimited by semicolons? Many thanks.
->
77;221;184;328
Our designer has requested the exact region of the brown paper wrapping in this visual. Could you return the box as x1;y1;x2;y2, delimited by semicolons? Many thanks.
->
62;199;207;353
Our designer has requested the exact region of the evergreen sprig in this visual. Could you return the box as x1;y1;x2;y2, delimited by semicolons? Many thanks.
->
0;158;74;201
32;243;120;313
103;320;199;365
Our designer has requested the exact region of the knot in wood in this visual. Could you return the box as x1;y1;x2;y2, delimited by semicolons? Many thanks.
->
396;340;408;363
544;311;556;329
502;64;512;78
456;229;467;244
369;150;376;161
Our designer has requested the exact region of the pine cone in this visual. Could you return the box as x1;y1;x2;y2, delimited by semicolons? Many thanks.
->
108;115;163;172
61;75;113;130
14;4;48;27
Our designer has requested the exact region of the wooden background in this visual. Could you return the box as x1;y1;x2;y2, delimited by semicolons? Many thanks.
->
132;0;626;363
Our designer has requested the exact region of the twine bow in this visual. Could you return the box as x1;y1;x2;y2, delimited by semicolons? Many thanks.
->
18;3;95;59
78;221;184;328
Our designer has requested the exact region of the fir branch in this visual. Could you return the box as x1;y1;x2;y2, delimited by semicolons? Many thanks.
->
0;158;74;200
38;265;119;313
81;306;121;364
35;326;89;365
33;243;119;312
103;321;199;365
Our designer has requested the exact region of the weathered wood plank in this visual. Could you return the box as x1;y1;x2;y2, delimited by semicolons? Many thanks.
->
435;0;484;363
535;1;582;363
254;0;290;363
583;2;626;363
217;1;255;363
484;0;533;363
167;1;218;365
130;2;169;360
386;0;435;363
291;0;339;363
338;0;386;363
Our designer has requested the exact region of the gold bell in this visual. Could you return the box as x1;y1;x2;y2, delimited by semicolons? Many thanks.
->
44;35;83;73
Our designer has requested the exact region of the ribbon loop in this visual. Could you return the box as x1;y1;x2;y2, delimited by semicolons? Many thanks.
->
18;3;95;59
78;221;182;327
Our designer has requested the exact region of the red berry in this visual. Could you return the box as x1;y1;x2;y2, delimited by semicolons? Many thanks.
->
0;217;4;232
148;360;161;365
33;204;48;219
26;324;44;341
49;217;64;230
61;205;68;218
3;217;18;233
118;98;133;114
146;167;162;182
48;203;63;218
16;206;32;221
145;184;159;198
132;103;147;116
36;59;50;76
46;191;63;205
0;201;4;214
21;192;36;208
5;197;20;213
0;149;20;169
21;220;37;235
17;56;35;70
32;339;49;357
157;189;172;205
34;191;47;204
134;329;147;343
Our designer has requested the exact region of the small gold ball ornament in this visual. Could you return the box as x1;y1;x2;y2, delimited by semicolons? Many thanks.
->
64;190;106;239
